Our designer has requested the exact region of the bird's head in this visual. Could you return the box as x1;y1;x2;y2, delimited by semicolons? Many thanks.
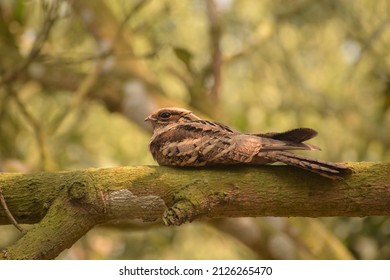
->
144;107;200;130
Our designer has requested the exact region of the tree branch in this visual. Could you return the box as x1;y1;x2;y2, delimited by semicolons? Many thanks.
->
0;162;389;259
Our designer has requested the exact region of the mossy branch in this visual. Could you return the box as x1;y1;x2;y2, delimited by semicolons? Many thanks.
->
0;162;389;259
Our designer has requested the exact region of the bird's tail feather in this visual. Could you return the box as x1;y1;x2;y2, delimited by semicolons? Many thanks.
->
261;151;351;179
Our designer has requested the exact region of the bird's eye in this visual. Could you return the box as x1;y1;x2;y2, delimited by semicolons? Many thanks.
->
159;112;171;119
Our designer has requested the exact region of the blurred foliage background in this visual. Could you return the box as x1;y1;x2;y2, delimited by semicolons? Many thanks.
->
0;0;390;260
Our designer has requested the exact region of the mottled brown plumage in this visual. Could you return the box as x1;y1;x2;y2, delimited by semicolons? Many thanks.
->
145;107;350;179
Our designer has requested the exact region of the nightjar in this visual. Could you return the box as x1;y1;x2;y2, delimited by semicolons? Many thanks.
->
145;107;350;179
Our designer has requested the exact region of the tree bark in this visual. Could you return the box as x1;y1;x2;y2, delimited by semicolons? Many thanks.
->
0;162;389;259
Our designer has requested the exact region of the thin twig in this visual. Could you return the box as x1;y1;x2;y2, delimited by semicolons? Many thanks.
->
0;0;59;85
7;86;50;170
0;0;60;171
0;187;25;234
114;0;152;44
49;59;104;135
345;18;390;81
206;0;222;102
49;0;152;135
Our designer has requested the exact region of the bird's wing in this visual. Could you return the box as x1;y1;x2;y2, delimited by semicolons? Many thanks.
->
252;128;318;143
250;128;320;151
235;134;320;152
192;119;237;134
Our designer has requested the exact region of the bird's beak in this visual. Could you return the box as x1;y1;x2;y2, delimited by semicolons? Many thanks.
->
145;115;156;122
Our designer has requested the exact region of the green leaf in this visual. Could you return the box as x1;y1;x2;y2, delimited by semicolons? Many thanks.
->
173;47;193;73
